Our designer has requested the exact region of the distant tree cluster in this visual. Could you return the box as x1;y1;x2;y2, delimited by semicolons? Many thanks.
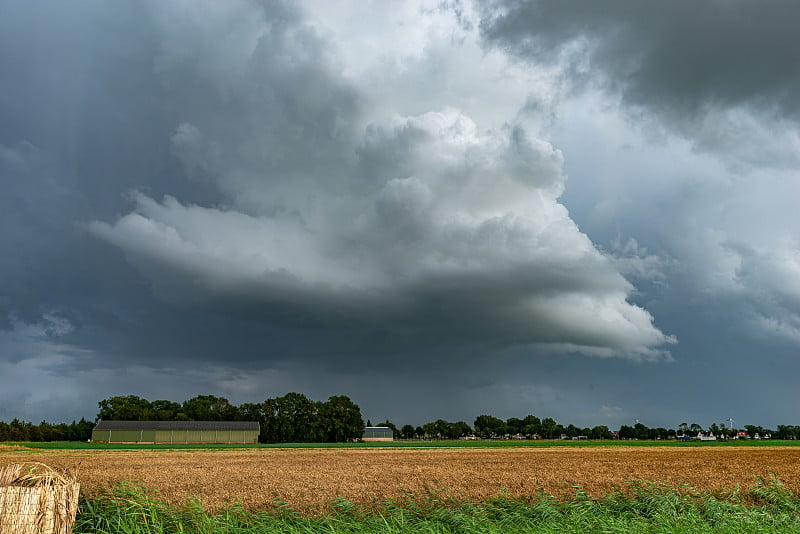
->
0;418;94;442
775;425;800;439
373;414;611;440
96;393;364;443
380;416;798;442
3;393;799;444
618;423;672;440
616;421;798;440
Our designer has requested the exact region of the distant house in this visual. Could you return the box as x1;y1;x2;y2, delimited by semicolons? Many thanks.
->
92;421;260;444
362;426;393;442
696;431;717;441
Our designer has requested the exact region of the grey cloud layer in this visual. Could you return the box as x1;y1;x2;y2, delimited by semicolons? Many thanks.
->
481;0;800;118
0;1;674;385
479;0;800;345
14;1;800;427
76;2;672;360
481;0;800;164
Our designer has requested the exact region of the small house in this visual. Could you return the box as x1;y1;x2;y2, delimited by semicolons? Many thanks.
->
696;431;717;441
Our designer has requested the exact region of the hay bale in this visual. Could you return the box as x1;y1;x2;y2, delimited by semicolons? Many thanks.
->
0;463;79;534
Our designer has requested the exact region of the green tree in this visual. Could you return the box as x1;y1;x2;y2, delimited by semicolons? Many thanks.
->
264;392;320;443
540;418;558;439
618;425;634;439
522;415;541;437
421;421;437;439
633;422;650;440
53;423;70;441
38;421;55;442
150;400;183;421
506;417;524;435
473;415;504;438
68;419;94;441
450;421;472;439
654;427;669;440
182;395;238;421
433;419;452;439
400;424;415;439
97;395;153;421
776;425;800;439
318;395;363;443
238;402;266;422
8;419;30;441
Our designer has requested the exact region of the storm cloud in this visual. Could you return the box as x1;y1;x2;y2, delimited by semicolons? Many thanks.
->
480;1;800;133
1;1;797;428
89;108;671;360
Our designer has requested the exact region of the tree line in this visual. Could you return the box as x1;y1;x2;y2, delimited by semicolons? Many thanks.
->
376;416;800;441
374;414;612;440
2;392;800;442
97;393;365;443
616;422;800;441
0;418;94;442
0;393;363;443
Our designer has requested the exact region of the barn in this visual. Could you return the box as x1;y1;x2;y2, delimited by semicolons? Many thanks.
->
91;421;260;444
362;426;393;442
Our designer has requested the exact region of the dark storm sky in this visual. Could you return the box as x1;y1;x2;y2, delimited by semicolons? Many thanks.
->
1;1;799;429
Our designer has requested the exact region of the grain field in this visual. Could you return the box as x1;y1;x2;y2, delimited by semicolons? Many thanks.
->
2;447;798;511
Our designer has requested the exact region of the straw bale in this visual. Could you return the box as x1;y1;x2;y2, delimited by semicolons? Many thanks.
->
0;463;79;534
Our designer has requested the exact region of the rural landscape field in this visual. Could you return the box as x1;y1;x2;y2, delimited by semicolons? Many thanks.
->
4;444;800;509
4;443;800;532
4;1;800;532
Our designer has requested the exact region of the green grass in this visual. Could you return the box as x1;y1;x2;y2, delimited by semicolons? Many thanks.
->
7;439;800;451
73;477;800;533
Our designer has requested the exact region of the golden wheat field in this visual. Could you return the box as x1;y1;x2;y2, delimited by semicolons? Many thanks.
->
2;447;799;510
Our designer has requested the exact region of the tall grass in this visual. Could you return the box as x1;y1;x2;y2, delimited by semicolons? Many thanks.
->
74;477;800;533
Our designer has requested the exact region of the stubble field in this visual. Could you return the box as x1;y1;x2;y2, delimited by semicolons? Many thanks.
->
2;446;800;511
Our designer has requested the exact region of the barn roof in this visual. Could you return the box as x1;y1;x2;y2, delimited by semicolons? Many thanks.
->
93;421;259;431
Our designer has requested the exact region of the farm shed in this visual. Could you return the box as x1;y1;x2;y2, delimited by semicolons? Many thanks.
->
362;426;393;442
91;421;260;444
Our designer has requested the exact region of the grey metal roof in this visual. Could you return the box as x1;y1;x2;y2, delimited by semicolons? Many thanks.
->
93;420;259;431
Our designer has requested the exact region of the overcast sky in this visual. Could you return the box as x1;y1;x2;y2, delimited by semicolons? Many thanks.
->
1;0;799;430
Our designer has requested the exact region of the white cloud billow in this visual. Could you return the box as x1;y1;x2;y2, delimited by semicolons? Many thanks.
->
91;106;673;360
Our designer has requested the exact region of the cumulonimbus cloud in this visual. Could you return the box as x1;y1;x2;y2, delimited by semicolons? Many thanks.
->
90;106;675;360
